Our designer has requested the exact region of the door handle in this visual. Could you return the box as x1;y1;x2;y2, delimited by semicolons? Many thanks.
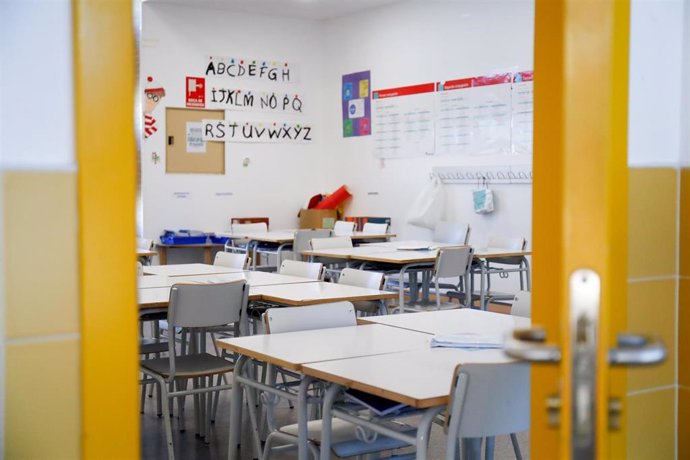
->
609;333;666;366
504;327;561;362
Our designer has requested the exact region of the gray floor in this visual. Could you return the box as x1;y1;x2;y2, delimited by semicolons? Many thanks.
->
140;377;530;460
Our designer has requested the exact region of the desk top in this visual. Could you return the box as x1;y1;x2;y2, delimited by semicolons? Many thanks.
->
251;282;397;306
137;248;157;257
216;324;431;371
359;309;530;336
137;271;320;290
303;242;530;265
142;263;246;277
302;347;514;408
215;230;395;244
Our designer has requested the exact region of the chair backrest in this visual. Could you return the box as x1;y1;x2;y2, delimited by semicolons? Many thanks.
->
214;251;248;269
434;246;474;278
487;234;526;250
338;268;384;290
511;291;531;318
310;236;353;250
279;259;324;280
445;363;530;456
333;220;356;236
137;237;154;250
362;222;389;234
168;280;248;329
433;221;471;245
231;222;268;234
293;229;332;258
264;301;357;334
136;261;144;276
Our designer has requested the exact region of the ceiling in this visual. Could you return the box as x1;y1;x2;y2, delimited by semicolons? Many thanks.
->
142;0;407;20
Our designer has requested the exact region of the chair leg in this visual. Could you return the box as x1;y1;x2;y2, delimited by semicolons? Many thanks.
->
149;374;174;460
510;433;523;460
484;436;495;460
204;375;213;444
177;379;187;432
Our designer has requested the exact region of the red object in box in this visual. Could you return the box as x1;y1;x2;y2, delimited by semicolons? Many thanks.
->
314;185;352;210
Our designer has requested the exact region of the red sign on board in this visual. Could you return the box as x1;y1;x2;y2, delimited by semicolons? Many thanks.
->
186;76;205;108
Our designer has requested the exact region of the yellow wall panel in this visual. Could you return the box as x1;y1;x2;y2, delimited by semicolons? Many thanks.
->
679;387;690;460
627;279;677;390
5;339;80;459
680;278;690;387
680;168;690;277
626;388;675;460
628;168;678;278
3;172;79;338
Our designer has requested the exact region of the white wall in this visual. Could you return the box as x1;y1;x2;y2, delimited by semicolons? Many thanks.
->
322;1;535;247
628;0;686;167
141;4;327;238
0;0;75;171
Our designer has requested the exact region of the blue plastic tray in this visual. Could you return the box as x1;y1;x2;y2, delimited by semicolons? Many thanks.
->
160;230;208;245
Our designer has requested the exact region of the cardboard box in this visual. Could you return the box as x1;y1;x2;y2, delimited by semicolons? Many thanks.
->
298;208;338;229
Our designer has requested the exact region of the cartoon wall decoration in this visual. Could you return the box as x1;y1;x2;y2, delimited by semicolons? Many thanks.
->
144;76;166;139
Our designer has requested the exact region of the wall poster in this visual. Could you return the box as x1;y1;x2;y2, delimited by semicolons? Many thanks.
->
342;70;371;137
371;82;436;158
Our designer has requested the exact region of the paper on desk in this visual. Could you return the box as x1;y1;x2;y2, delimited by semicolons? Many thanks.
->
430;333;503;349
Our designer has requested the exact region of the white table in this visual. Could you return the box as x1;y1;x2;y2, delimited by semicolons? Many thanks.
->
252;281;397;307
137;271;319;290
302;348;518;460
360;308;530;336
142;263;246;277
303;243;532;309
218;324;432;460
138;279;395;309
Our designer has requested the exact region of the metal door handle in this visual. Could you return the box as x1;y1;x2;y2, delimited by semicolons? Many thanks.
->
504;327;561;362
609;333;666;366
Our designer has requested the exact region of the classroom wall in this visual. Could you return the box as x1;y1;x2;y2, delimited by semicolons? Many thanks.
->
321;1;535;246
141;3;327;238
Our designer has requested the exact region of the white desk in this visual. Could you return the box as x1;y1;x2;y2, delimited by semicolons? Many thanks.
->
142;263;246;277
137;271;318;290
138;279;394;309
219;324;431;460
360;308;530;336
302;348;519;460
303;243;532;309
252;281;397;306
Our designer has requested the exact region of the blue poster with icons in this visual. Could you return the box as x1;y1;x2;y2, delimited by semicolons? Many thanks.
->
342;70;371;137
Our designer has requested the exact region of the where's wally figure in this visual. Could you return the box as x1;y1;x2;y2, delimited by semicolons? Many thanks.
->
144;76;165;139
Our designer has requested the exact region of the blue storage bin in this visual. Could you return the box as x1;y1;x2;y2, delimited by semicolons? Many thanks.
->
160;230;208;245
209;235;230;244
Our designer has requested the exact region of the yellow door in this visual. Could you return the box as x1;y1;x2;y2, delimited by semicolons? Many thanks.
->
511;1;667;459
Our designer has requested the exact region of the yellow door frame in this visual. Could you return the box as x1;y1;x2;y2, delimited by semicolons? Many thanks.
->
533;0;629;458
73;0;140;457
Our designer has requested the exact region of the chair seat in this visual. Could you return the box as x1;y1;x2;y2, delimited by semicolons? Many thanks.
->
280;418;359;445
141;353;234;378
139;337;168;355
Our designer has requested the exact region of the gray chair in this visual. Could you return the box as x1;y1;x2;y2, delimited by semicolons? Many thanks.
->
260;303;413;460
140;280;249;459
433;221;471;245
338;268;387;315
444;363;529;460
292;229;331;261
433;246;475;310
510;291;531;318
477;235;530;309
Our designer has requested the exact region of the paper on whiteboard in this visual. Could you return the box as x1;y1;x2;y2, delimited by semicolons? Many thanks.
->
511;71;534;155
186;122;206;153
436;74;512;156
372;84;436;158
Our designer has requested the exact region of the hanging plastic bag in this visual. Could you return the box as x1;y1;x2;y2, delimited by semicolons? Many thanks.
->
407;176;446;229
473;178;494;214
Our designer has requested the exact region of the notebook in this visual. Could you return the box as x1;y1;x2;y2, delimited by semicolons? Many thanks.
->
344;389;410;416
430;333;503;349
